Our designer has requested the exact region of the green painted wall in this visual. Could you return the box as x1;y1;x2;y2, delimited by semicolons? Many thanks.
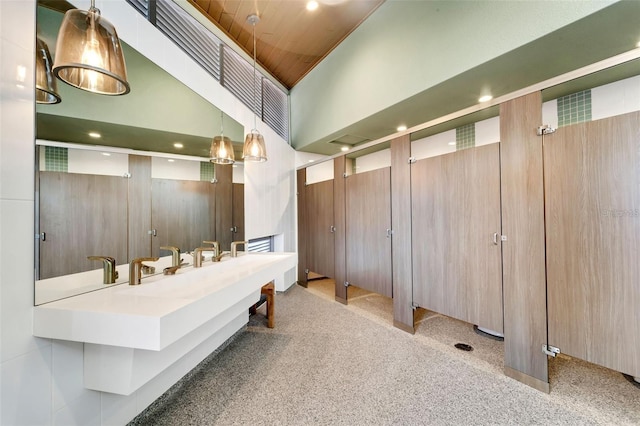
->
290;0;615;150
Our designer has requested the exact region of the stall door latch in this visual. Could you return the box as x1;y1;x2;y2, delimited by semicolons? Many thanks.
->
536;125;556;136
542;344;561;357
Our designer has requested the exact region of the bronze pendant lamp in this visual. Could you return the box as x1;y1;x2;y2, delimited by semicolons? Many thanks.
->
35;37;61;104
243;14;267;162
210;111;235;164
52;0;130;95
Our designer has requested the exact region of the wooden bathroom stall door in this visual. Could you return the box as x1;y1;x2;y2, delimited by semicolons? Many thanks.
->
39;172;128;279
151;179;214;257
305;180;335;278
544;111;640;378
345;167;392;298
411;144;503;333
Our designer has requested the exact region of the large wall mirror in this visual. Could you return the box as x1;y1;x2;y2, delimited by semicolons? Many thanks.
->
35;2;246;305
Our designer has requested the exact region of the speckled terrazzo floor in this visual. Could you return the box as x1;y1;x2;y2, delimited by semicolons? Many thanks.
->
130;280;640;426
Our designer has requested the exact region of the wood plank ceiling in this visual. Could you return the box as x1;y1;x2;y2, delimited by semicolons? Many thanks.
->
188;0;385;89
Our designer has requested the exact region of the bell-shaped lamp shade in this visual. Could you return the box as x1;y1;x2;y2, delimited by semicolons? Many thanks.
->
52;7;130;95
35;37;61;104
210;135;235;164
242;130;267;162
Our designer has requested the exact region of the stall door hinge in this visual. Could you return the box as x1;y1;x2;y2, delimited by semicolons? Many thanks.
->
344;281;350;287
536;125;556;136
343;173;348;178
304;268;309;275
411;302;419;310
408;157;417;164
542;344;560;357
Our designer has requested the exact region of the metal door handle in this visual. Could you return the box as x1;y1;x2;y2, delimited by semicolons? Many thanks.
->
492;232;498;245
386;229;393;238
329;225;336;233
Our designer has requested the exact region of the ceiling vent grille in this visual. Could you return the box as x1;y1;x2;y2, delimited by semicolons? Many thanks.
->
221;46;263;119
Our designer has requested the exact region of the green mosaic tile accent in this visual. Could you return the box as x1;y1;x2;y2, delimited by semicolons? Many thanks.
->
557;89;592;127
45;146;68;172
200;161;215;181
456;123;475;150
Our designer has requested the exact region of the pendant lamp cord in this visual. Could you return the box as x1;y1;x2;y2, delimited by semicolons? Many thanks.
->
252;21;257;131
220;110;224;137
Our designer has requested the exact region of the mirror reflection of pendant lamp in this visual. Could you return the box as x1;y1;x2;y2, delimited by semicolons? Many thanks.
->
210;111;235;164
52;0;130;95
35;37;61;104
242;14;267;162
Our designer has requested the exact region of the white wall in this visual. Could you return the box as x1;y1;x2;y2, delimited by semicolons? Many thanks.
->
354;148;391;174
305;160;334;184
0;1;296;424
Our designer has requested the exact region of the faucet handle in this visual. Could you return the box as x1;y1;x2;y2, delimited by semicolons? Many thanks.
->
230;240;248;258
88;256;118;284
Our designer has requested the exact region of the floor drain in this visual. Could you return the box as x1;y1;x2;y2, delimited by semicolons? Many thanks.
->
454;343;473;352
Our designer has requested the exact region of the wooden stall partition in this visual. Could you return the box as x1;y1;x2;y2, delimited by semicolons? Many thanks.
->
232;183;245;244
296;168;308;286
214;164;233;251
334;157;348;303
151;179;213;257
39;172;128;279
545;111;640;378
500;92;549;392
128;155;152;260
391;135;414;333
345;167;392;297
411;144;503;333
305;179;335;280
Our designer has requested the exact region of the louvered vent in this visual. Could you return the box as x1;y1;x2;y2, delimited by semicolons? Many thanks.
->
123;0;289;142
156;0;221;81
263;78;289;140
221;46;263;118
248;236;273;253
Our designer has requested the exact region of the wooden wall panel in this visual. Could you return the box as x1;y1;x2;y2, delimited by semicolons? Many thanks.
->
214;164;233;251
545;111;640;378
296;168;308;286
151;179;213;257
128;155;152;260
306;179;335;280
500;92;549;392
345;167;392;297
412;144;503;333
232;183;245;243
333;157;347;303
391;135;414;332
39;172;128;279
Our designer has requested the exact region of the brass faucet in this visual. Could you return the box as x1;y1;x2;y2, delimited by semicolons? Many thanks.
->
202;241;220;258
212;251;230;262
230;241;248;258
87;256;118;284
129;257;159;285
160;245;181;267
192;247;217;267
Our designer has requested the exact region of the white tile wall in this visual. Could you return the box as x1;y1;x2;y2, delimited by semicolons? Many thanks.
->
1;347;52;426
51;341;89;411
53;392;101;426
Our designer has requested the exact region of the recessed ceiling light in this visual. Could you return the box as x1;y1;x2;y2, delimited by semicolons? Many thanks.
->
88;132;101;138
308;159;315;163
101;152;111;156
478;95;493;103
306;1;318;11
397;125;407;132
173;142;184;148
167;159;175;162
341;146;349;152
448;141;456;146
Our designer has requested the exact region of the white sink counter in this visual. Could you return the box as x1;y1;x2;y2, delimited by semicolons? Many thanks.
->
33;252;297;351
